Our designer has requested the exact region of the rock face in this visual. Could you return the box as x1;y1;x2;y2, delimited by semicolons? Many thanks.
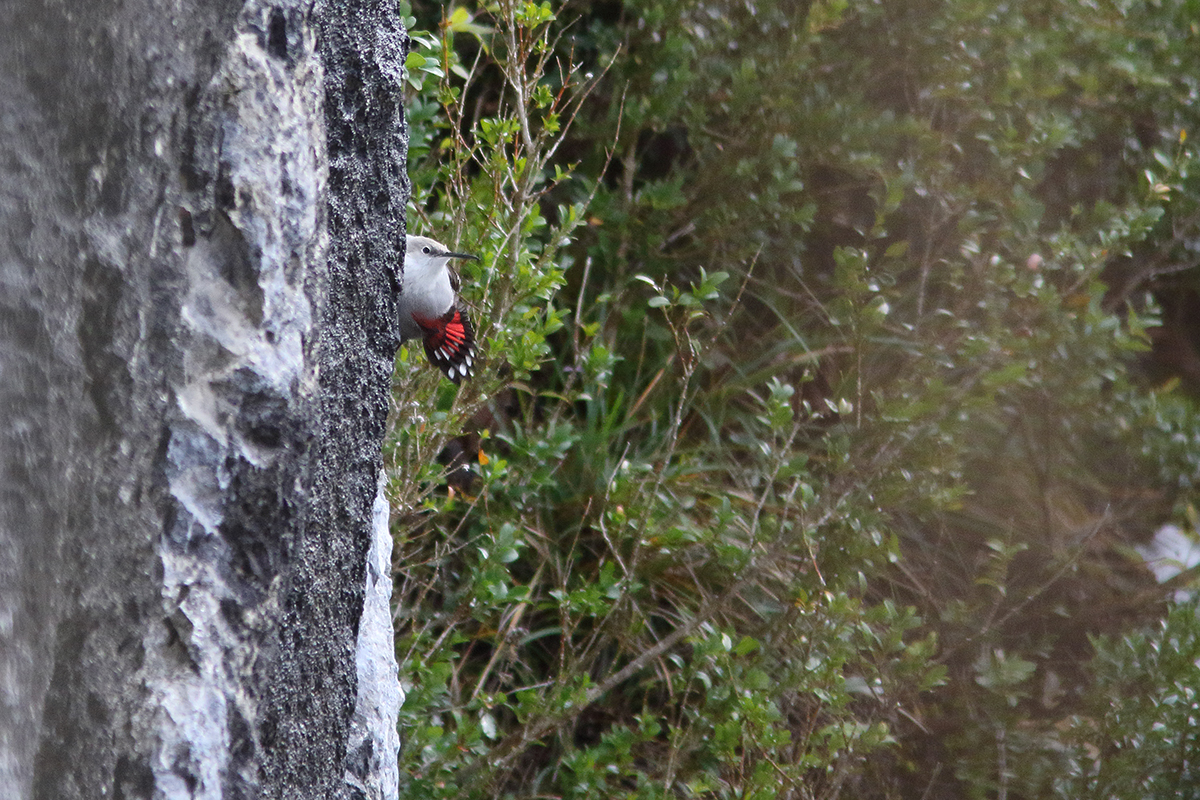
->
0;1;407;798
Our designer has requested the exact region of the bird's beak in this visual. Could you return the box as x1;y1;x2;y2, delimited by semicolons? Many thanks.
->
442;251;479;261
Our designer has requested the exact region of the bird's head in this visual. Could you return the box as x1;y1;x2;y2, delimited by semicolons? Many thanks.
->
405;234;478;271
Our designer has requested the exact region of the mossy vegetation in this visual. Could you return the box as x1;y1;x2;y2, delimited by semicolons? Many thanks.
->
387;1;1200;797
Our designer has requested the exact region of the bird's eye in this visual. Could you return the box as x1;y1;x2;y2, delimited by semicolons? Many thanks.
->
422;245;431;254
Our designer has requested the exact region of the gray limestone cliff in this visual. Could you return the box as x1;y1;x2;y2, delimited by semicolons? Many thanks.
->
0;0;407;797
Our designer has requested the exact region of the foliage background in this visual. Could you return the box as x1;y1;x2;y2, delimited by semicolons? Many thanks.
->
387;1;1200;798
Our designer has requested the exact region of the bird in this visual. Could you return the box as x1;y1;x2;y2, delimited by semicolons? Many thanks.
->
398;234;478;383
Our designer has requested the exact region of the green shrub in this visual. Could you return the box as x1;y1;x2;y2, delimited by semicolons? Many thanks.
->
388;1;1200;798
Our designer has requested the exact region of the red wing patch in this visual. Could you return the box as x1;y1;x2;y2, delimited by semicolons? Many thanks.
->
415;306;476;384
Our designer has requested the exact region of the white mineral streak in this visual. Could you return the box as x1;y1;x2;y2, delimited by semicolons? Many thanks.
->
346;471;403;800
